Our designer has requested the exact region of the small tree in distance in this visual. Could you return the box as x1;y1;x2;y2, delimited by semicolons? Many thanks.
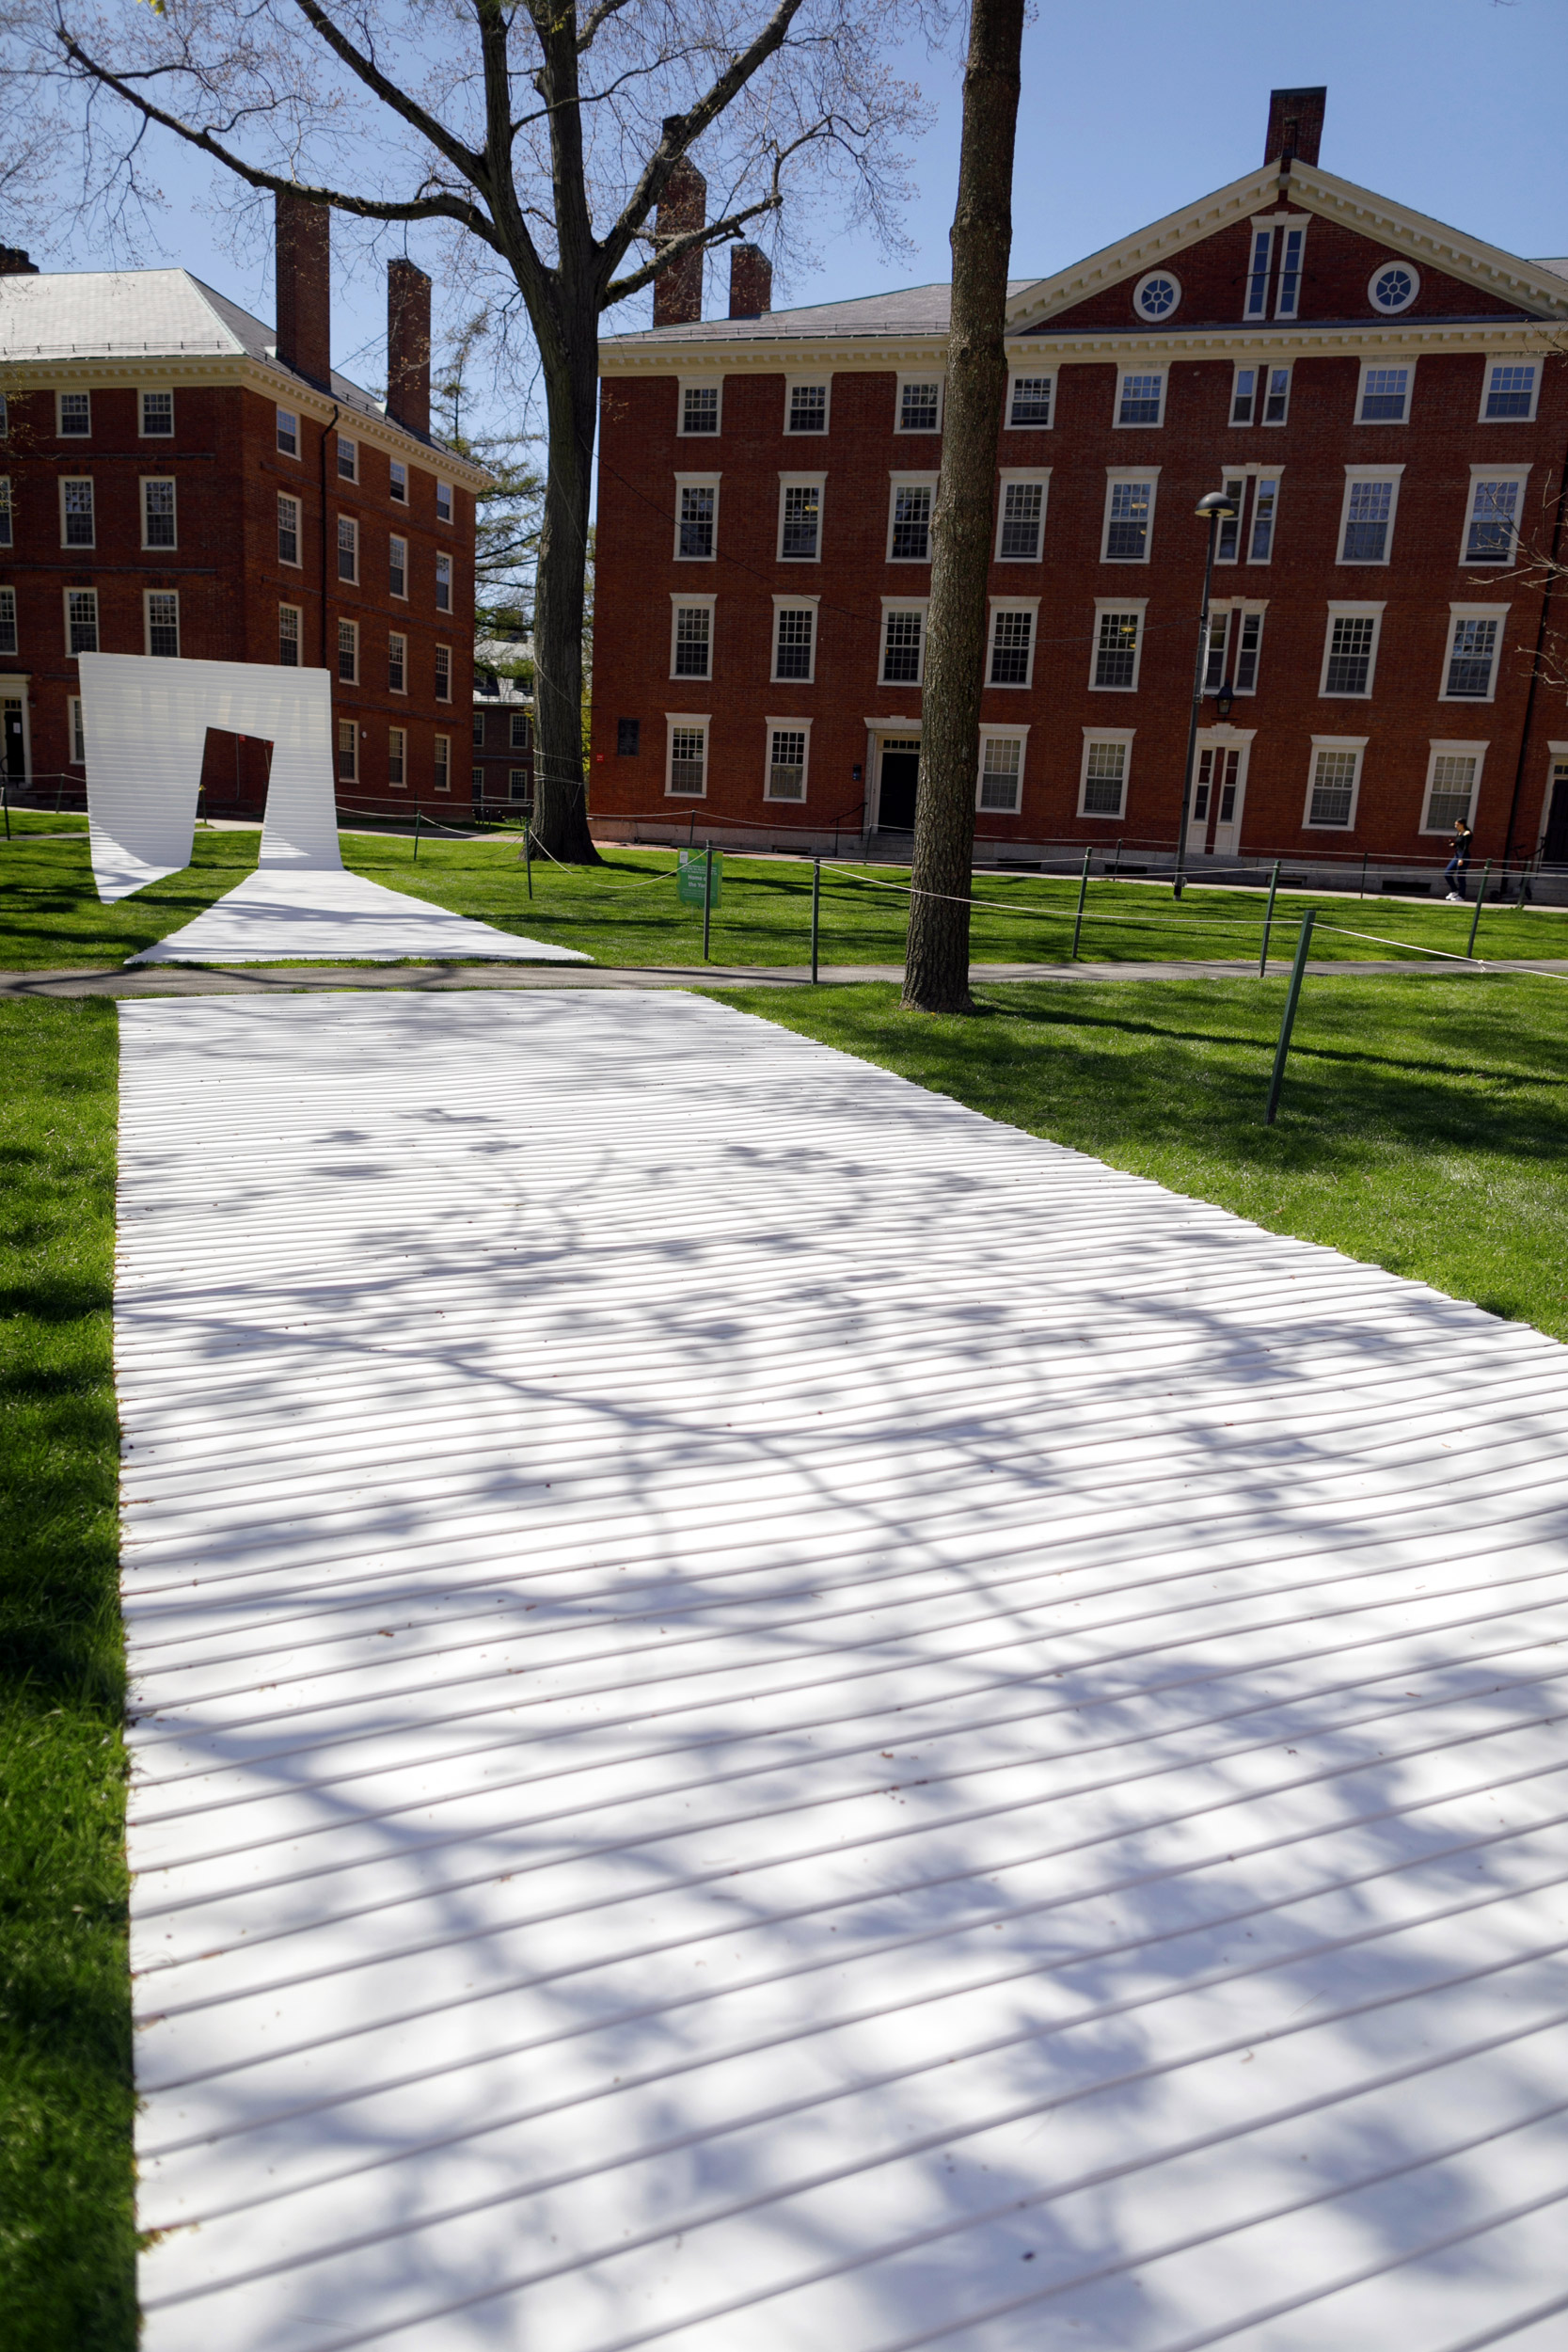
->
17;0;930;861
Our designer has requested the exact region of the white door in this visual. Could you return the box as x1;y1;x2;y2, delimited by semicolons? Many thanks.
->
1190;739;1249;858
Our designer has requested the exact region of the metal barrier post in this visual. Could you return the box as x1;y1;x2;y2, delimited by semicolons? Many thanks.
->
413;803;421;861
811;857;821;984
1264;909;1316;1126
702;840;713;961
1466;861;1491;960
1070;848;1091;960
523;818;533;898
1259;860;1280;977
2;771;9;841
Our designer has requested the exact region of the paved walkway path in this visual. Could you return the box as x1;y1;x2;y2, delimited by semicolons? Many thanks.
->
10;954;1568;996
119;993;1568;2351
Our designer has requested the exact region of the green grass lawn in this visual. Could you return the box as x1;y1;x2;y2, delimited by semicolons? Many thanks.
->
4;819;1568;971
0;1000;134;2350
718;973;1568;1344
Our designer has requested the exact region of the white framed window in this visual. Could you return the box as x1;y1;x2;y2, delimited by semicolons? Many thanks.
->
69;695;85;763
1421;741;1487;834
388;726;407;789
670;596;715;680
64;588;98;657
887;475;935;563
1214;474;1246;565
1101;469;1159;563
1338;466;1403;564
472;710;486;748
880;600;927;686
1275;222;1307;319
337;718;357;782
435;551;452;612
976;730;1027;813
1356;362;1412;424
765;718;812;802
896;375;942;434
1462;468;1529;565
1079;732;1132;818
337;513;358;583
1305;739;1366;829
143;590;181;659
1132;270;1181;322
435;644;451;702
57;390;90;437
0;586;15;659
277;492;301;567
1233;605;1266;693
1442;605;1508;702
141;477;176;550
1481;359;1539;423
1091;599;1146;691
1320;604;1385;698
1368;261;1419;315
510;710;531;752
388;533;407;598
665;713;710;797
780;474;826;562
1117;368;1165;428
1201;604;1231;693
337;434;358;483
277;407;299;457
679;381;721;437
771;597;817;684
388;630;406;693
139;389;173;437
508;767;529;800
995;471;1049;562
337;616;358;684
60;478;94;548
434;734;451;792
471;764;484;794
0;476;9;548
436;480;453;524
1231;361;1291;426
675;474;720;562
389;458;407;503
278;604;302;668
987;598;1038;689
1249;470;1283;564
1006;370;1054;429
785;380;830;436
1244;223;1275;321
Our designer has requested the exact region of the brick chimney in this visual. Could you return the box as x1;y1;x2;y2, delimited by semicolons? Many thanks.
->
0;246;39;277
653;137;706;328
1265;86;1325;169
728;242;772;319
275;188;331;388
387;257;432;437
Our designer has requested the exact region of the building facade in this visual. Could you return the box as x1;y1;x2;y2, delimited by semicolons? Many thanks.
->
0;200;486;819
593;89;1568;879
472;630;534;813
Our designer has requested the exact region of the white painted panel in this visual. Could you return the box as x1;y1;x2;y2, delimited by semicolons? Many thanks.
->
115;993;1568;2352
126;866;591;963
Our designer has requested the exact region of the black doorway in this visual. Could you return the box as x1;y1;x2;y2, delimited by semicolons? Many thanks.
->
1544;768;1568;867
2;698;24;789
878;741;920;832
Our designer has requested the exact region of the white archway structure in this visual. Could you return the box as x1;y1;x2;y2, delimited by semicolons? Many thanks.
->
79;653;338;902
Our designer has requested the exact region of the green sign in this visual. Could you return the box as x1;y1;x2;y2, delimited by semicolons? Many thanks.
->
677;849;722;909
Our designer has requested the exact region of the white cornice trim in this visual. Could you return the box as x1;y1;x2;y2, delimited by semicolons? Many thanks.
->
0;349;491;489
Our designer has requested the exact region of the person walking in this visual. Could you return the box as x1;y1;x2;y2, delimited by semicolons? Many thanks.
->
1444;818;1474;903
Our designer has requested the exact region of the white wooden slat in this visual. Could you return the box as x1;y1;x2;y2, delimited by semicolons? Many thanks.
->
117;991;1568;2352
126;865;591;962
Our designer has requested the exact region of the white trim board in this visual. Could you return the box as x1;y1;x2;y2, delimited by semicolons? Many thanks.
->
119;990;1568;2352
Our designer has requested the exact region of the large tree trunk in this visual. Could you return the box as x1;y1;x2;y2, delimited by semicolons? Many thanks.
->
531;317;602;863
901;0;1025;1013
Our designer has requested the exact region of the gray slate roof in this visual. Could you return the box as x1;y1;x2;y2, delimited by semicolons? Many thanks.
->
602;280;1040;347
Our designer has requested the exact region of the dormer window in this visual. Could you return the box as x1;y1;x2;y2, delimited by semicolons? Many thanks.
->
1369;262;1418;315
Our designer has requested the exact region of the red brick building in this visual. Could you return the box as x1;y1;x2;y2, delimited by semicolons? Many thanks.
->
593;89;1568;882
0;200;487;819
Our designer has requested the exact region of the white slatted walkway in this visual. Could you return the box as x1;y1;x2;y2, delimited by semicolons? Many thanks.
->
127;867;590;963
118;992;1568;2352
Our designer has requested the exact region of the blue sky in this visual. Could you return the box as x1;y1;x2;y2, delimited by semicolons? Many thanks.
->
32;0;1568;400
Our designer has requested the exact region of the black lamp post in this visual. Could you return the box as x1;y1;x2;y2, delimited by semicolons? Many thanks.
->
1172;486;1241;898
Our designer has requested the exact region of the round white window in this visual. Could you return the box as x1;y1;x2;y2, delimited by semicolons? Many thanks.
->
1369;261;1419;314
1133;271;1181;322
